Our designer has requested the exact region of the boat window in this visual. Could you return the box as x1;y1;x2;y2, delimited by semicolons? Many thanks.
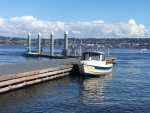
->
101;54;105;61
82;54;90;60
81;53;103;61
91;54;100;61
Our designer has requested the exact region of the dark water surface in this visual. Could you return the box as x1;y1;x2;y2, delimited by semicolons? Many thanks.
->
0;45;150;113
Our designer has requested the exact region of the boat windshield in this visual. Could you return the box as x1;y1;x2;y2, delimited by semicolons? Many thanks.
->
82;52;104;61
90;54;100;60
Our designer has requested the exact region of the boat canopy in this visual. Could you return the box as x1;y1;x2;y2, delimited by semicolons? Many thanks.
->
81;51;105;61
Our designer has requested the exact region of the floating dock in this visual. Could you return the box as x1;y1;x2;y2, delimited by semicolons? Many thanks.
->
0;58;79;93
26;52;117;63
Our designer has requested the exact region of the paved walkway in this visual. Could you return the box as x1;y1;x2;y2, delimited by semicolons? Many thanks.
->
0;58;80;76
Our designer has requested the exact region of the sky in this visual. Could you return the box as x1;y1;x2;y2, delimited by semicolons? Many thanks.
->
0;0;150;38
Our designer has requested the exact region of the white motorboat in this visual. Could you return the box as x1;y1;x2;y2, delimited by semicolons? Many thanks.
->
26;51;39;57
25;46;39;57
141;49;147;53
79;51;113;76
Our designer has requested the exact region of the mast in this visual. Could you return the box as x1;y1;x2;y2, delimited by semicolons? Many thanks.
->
80;26;84;55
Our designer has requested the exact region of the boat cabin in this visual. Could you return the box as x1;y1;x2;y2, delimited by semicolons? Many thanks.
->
81;51;105;61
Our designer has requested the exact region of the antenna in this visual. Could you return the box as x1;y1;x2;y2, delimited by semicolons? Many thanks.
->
80;26;84;55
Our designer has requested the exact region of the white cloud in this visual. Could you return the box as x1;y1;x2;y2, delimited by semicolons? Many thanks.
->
0;16;149;38
71;30;81;34
0;18;4;26
56;21;66;30
93;20;105;24
20;16;36;21
128;19;136;25
10;16;36;21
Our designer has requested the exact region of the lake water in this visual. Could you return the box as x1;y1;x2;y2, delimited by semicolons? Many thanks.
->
0;44;150;113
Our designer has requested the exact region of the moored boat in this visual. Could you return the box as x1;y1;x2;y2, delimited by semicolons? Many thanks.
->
79;51;113;76
25;51;39;57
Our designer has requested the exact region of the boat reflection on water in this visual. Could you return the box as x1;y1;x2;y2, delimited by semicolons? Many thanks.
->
78;73;112;105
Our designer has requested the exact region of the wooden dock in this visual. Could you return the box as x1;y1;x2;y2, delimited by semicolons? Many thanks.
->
0;58;79;93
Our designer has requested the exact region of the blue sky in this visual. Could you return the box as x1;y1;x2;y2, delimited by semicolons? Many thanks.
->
0;0;150;38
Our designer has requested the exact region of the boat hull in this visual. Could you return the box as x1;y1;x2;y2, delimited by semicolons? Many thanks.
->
79;63;113;76
25;52;39;57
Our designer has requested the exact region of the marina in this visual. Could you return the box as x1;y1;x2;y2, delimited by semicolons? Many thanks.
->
0;31;117;93
0;45;150;113
0;0;150;112
0;31;117;94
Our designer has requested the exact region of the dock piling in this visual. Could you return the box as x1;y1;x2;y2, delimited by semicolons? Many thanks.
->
50;31;54;56
38;32;41;55
28;33;31;52
106;48;109;56
64;30;68;57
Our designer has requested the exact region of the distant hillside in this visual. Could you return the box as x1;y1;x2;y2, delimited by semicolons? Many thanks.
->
0;36;150;48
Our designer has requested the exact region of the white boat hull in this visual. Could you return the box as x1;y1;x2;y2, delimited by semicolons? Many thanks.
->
79;61;113;76
26;52;39;57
